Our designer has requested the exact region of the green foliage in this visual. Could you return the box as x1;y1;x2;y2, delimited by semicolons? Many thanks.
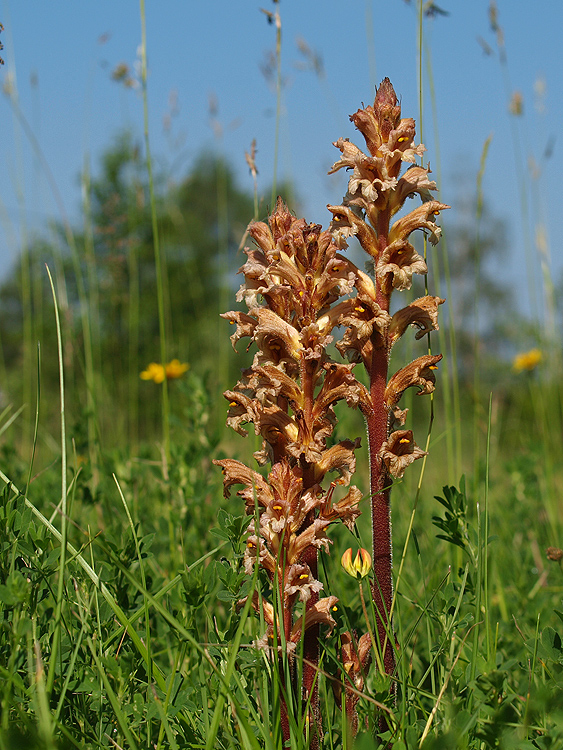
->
432;480;474;554
0;327;562;746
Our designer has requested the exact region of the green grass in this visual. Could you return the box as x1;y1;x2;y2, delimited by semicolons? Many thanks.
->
0;362;561;748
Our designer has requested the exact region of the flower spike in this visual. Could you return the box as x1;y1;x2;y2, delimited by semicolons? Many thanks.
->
326;78;447;732
215;77;448;743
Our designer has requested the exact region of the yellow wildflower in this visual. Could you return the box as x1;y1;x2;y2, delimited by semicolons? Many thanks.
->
140;362;166;383
140;359;190;383
513;348;542;373
165;359;190;379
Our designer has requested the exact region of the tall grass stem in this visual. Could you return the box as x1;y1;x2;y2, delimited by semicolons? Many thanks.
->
44;266;68;698
139;0;170;461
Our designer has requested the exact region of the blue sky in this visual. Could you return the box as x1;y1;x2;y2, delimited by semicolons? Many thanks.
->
0;0;561;321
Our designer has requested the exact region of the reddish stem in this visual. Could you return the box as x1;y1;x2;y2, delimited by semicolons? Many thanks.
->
279;551;292;744
299;356;321;749
368;208;396;690
366;343;395;680
300;519;320;750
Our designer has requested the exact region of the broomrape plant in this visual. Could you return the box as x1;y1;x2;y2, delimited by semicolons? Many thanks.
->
214;78;448;745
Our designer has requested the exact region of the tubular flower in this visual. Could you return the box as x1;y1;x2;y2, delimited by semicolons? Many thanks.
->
389;165;437;215
379;430;427;479
334;631;372;736
376;239;428;294
290;596;339;646
388;201;449;246
389;296;445;345
384;354;443;409
327;203;379;256
334;295;392;369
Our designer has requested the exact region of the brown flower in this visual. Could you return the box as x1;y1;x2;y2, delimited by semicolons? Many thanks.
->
389;201;450;247
213;458;272;508
389;165;437;216
332;630;372;736
287;519;332;563
328;139;395;210
235;248;270;309
389;405;409;429
242;364;303;407
314;363;365;413
326;204;379;257
388;296;445;345
220;311;257;351
285;564;324;605
347;79;426;173
377;116;425;174
379;429;427;479
290;596;339;645
253;308;303;362
222;390;261;437
341;630;372;689
313;438;362;487
265;460;310;532
376;239;428;293
243;532;277;577
385;354;443;408
321;485;362;530
354;78;401;150
335;295;392;367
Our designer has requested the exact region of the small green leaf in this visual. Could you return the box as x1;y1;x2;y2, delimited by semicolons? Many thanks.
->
541;626;563;663
216;589;236;602
0;570;29;606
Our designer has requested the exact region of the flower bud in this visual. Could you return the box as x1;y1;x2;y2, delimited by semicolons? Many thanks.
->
546;547;563;562
341;547;372;579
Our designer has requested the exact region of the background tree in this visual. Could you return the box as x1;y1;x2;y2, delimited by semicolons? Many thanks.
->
0;134;258;459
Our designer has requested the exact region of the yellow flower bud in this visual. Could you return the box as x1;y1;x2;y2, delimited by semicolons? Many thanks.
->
341;547;372;579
